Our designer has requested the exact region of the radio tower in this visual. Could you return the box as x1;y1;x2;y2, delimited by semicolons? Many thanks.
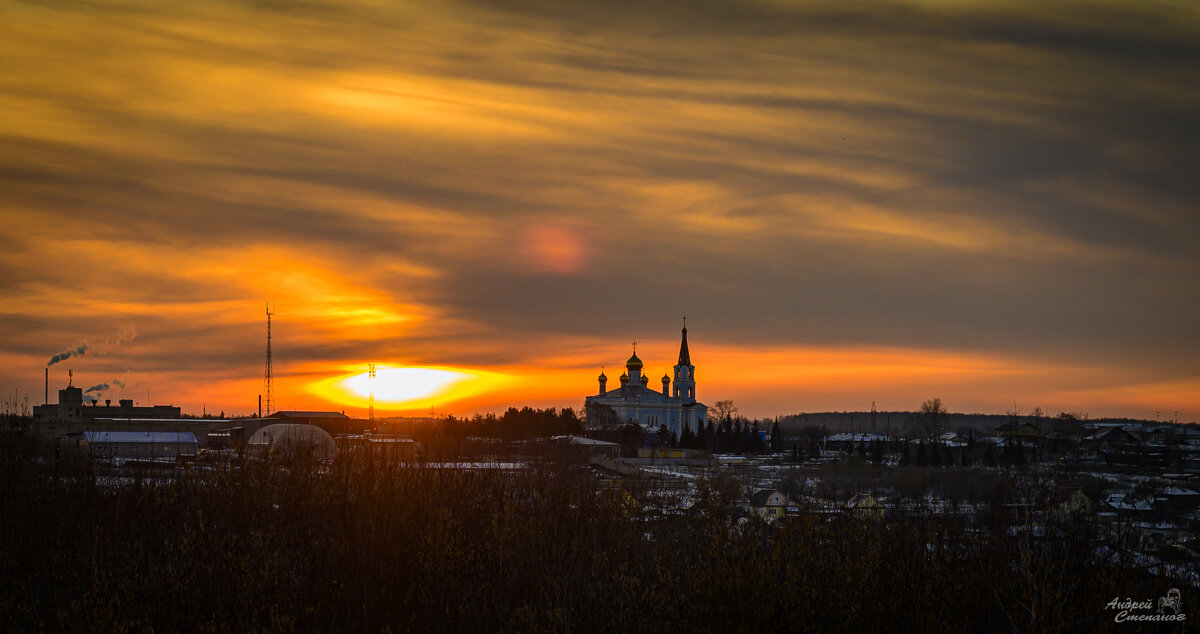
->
264;303;274;416
368;363;376;426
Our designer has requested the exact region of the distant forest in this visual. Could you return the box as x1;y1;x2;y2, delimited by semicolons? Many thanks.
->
778;411;1179;435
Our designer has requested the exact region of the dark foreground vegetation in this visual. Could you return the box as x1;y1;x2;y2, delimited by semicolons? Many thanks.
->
0;443;1181;632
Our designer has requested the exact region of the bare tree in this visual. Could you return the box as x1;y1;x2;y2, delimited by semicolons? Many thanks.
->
711;399;738;423
918;398;948;440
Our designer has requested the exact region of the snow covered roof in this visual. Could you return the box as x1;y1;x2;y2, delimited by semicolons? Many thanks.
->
847;493;879;507
1104;493;1153;511
83;431;197;444
423;462;529;470
565;436;619;447
825;433;887;442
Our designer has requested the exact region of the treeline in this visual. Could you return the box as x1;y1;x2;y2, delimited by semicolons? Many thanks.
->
0;451;1173;632
656;417;777;454
828;438;1039;467
436;406;584;440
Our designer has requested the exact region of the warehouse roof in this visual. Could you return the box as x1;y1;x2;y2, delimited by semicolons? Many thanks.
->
268;411;349;419
83;431;198;444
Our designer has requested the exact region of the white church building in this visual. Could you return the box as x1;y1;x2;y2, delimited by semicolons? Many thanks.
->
585;324;708;439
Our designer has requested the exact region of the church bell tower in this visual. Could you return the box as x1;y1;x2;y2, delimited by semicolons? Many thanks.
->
672;320;695;403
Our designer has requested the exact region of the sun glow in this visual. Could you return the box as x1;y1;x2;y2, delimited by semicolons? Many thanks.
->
308;365;510;411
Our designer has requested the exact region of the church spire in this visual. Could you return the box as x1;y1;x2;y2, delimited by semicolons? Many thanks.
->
677;318;691;366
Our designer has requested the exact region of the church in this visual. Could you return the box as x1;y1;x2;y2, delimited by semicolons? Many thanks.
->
585;323;708;439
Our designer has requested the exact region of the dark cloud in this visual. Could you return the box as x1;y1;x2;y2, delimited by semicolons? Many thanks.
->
0;0;1197;415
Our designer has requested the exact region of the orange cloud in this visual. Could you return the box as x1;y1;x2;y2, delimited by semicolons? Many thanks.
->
1;0;1196;425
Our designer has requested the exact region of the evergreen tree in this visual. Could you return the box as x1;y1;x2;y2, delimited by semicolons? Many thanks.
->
770;421;783;451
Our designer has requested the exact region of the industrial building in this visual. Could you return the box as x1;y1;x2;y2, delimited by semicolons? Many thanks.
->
33;382;181;423
265;410;354;434
32;378;233;446
335;433;416;461
245;423;337;461
82;430;198;461
211;410;357;451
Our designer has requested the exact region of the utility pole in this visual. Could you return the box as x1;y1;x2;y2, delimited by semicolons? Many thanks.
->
368;363;376;427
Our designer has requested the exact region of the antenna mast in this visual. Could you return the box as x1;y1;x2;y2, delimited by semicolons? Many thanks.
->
368;363;376;426
264;304;274;416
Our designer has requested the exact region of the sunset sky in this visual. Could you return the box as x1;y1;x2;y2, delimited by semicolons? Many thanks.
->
1;0;1197;421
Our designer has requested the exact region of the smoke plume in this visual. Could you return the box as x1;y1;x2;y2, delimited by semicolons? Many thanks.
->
47;344;87;366
85;383;109;394
46;325;137;367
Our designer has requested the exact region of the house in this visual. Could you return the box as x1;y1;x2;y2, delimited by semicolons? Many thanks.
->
749;489;790;520
1048;417;1086;440
823;433;887;453
1128;522;1190;553
996;421;1041;440
937;432;967;447
1156;487;1200;513
1103;493;1154;520
1093;426;1142;444
846;493;884;520
1141;425;1178;445
552;435;621;459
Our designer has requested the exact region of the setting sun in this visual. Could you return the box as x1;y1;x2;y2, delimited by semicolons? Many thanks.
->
308;365;510;412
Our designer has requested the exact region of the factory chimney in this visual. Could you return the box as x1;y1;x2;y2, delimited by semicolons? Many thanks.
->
44;368;48;405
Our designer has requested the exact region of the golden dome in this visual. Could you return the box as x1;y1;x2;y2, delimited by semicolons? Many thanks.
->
626;352;643;372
